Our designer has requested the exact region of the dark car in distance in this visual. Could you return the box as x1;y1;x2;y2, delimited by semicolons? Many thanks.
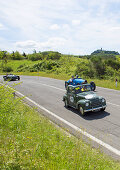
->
3;74;20;81
63;84;106;116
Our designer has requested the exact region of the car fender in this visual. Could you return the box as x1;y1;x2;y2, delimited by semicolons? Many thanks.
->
76;99;89;109
63;94;68;101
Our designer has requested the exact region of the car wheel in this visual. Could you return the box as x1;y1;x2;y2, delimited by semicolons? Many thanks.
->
64;99;69;108
65;82;68;89
90;81;96;91
78;105;85;116
101;108;106;111
17;76;20;80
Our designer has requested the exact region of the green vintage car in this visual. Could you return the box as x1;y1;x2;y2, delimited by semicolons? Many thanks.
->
63;84;106;116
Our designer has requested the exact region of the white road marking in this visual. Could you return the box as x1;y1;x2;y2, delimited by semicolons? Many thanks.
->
37;82;65;91
107;102;120;107
15;90;120;156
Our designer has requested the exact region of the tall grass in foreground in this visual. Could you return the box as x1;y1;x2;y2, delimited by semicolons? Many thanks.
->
0;84;120;169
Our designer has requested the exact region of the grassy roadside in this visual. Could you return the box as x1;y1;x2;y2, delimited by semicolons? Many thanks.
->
0;84;120;169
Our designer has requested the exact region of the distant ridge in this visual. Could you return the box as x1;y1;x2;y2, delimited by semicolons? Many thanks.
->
91;48;119;55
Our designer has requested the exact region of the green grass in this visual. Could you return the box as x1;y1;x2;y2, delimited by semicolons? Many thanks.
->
0;60;38;72
0;84;120;169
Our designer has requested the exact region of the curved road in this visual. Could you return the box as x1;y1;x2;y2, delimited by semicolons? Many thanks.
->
0;75;120;160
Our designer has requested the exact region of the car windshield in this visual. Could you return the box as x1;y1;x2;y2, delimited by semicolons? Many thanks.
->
75;85;91;94
8;75;14;77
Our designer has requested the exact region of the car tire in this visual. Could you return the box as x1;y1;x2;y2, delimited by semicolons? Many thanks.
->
65;82;68;89
90;81;96;91
64;99;69;108
101;108;106;111
17;76;20;80
78;105;85;116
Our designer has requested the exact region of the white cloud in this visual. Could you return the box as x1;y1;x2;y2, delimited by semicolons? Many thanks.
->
15;37;67;52
50;24;60;30
0;23;5;30
72;20;81;26
41;37;67;48
1;0;120;54
110;27;120;30
16;40;38;49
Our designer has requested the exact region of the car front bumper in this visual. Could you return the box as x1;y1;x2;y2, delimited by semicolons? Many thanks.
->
84;105;106;112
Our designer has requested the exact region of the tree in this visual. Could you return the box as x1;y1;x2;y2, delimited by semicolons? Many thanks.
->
90;56;106;78
11;51;23;60
22;52;27;59
33;49;36;54
0;51;8;69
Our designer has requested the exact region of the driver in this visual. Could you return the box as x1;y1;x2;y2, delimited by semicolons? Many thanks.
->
81;86;86;92
76;75;79;78
69;76;75;85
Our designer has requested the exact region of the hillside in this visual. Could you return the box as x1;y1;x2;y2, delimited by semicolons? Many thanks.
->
0;49;120;81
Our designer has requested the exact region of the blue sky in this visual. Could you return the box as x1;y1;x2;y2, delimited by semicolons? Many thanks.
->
0;0;120;55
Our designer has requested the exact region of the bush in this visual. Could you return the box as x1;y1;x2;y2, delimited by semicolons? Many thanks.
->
17;60;60;72
11;51;24;60
2;66;13;72
17;65;31;72
105;59;120;71
30;60;60;72
74;61;91;78
28;53;43;61
90;56;106;79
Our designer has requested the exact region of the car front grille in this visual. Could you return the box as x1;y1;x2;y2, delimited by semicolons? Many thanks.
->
91;98;102;108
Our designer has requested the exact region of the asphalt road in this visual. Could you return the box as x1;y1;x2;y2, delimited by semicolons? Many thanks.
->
0;75;120;159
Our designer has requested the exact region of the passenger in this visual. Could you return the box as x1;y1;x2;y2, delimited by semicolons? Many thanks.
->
70;75;74;81
76;75;79;78
69;76;75;85
81;86;86;92
81;86;84;92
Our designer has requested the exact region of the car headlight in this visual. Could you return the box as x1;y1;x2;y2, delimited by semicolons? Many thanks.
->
85;103;89;107
102;98;105;103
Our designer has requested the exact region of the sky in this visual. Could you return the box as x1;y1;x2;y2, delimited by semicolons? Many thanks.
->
0;0;120;55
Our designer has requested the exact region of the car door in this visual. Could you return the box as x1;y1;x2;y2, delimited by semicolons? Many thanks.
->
67;87;76;107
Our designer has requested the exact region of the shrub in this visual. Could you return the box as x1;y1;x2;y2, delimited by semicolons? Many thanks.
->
2;66;13;72
105;59;120;71
11;51;24;60
28;53;43;61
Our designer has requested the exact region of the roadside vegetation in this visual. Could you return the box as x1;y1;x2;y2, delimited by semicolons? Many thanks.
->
0;49;120;90
0;84;120;169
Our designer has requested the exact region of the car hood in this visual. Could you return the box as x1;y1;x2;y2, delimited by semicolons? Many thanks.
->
77;91;101;100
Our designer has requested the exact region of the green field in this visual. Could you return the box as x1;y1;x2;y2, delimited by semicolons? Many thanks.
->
0;84;120;169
